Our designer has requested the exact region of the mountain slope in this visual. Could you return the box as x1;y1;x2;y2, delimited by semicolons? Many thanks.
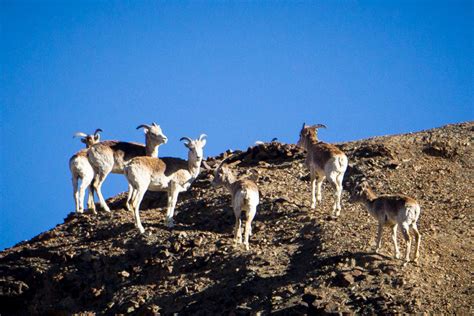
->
1;122;472;315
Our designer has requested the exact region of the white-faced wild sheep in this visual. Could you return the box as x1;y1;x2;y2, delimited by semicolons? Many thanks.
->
297;123;348;216
351;181;421;264
211;157;259;250
69;129;102;214
124;134;207;232
87;123;168;212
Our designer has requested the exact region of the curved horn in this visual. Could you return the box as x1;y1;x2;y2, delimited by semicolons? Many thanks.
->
302;122;306;129
180;136;193;144
311;124;327;129
73;132;88;138
199;134;207;141
94;128;103;135
136;124;151;130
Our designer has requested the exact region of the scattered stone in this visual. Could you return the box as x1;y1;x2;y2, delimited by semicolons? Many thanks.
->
333;272;355;287
1;122;472;315
119;270;130;278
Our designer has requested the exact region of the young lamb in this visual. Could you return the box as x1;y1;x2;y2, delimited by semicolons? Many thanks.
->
351;181;421;264
211;158;259;250
69;129;102;214
297;123;348;216
87;123;168;212
124;134;207;232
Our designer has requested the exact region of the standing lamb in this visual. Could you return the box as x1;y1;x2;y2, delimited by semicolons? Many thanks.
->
87;123;168;212
297;123;348;216
351;181;421;264
69;129;102;214
211;157;259;250
124;134;207;231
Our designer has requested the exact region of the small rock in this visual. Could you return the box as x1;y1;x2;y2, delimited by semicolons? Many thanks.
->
333;272;354;287
193;237;203;247
119;270;130;278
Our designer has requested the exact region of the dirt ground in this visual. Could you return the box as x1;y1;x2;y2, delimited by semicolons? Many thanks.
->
1;122;472;315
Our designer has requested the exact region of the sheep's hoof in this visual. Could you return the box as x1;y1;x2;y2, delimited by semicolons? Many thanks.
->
166;219;175;228
138;228;145;234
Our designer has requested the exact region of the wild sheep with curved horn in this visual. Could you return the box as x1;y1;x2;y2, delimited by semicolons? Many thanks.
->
87;123;168;212
297;123;348;216
69;129;102;213
125;134;207;231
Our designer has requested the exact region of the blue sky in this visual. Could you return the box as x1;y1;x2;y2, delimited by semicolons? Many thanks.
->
1;1;472;250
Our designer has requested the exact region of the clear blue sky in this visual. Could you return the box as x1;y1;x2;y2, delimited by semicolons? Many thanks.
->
1;1;472;250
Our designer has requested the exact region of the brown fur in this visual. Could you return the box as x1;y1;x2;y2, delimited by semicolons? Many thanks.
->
358;186;418;211
231;179;259;196
299;126;345;168
71;148;88;159
160;157;189;177
95;141;147;161
128;156;166;174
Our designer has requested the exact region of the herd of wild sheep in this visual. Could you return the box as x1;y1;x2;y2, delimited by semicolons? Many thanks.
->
69;123;421;263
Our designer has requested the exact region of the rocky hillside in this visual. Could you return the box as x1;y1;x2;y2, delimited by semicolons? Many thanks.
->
1;122;472;315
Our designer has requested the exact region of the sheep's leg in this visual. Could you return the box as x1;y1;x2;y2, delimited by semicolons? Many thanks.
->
334;173;344;216
93;171;111;213
244;205;257;250
412;224;421;263
310;173;317;209
126;184;134;212
130;187;140;211
133;189;147;234
72;175;81;213
127;185;140;229
78;179;88;214
375;223;383;253
328;172;341;216
401;223;411;263
316;176;324;205
233;208;242;244
165;182;180;228
392;224;401;259
80;172;94;214
87;184;97;214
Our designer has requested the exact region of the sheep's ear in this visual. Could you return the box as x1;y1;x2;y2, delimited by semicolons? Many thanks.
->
200;139;207;147
94;134;100;141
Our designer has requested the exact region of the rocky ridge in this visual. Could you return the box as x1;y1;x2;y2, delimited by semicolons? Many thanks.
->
0;122;472;314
